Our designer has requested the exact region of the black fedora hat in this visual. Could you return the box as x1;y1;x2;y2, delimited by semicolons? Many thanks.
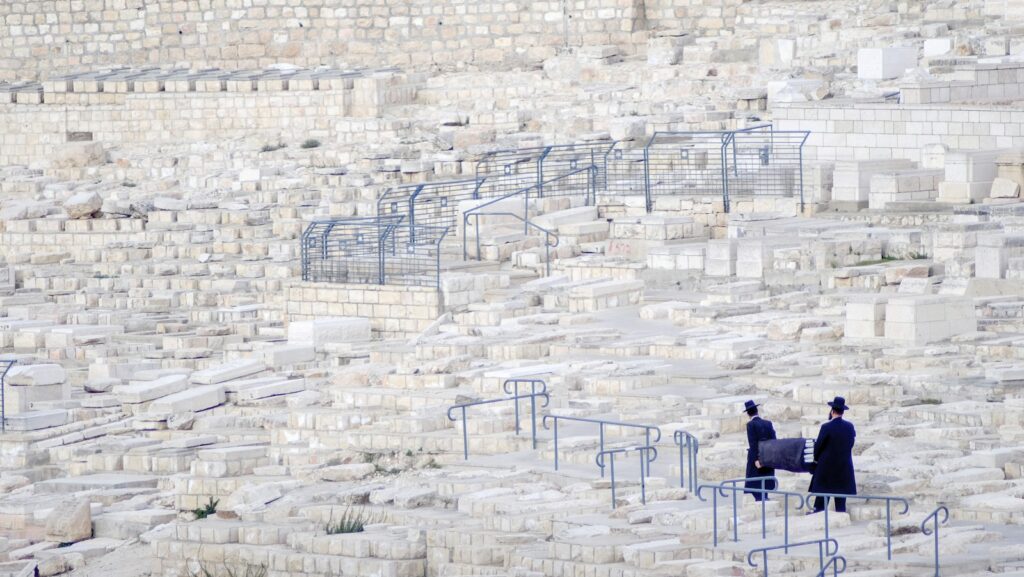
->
827;396;850;411
742;400;760;413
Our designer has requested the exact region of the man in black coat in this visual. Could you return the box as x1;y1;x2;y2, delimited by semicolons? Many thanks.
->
744;400;777;501
808;396;857;513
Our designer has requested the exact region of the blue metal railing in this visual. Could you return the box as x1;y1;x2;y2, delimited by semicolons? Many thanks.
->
697;477;805;547
595;445;658;508
804;492;910;561
815;554;847;577
747;538;839;577
446;388;550;460
464;211;559;276
0;360;16;433
502;379;548;439
921;505;949;577
673;430;699;493
541;414;662;476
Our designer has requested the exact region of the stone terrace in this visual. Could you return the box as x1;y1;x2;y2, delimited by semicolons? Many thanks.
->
2;1;1024;577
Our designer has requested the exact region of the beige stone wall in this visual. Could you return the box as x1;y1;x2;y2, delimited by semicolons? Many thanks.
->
775;101;1024;163
0;0;651;82
0;88;353;166
285;282;442;338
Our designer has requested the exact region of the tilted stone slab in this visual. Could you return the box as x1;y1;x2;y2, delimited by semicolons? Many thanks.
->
37;474;159;494
6;364;66;386
147;384;226;414
115;374;189;404
2;409;68;431
190;359;266;385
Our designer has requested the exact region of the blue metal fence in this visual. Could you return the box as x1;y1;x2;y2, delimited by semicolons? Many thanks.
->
300;216;450;289
305;126;810;288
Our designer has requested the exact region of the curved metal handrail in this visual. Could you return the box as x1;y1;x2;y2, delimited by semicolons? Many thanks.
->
747;538;839;567
594;445;658;508
921;505;949;536
542;414;661;441
922;505;950;577
595;445;658;469
672;430;699;493
541;414;660;475
502;378;548;396
815;555;847;577
804;491;911;561
446;390;551;460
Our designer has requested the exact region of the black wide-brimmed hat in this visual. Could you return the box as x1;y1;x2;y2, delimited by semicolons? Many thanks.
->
742;400;760;412
827;396;850;411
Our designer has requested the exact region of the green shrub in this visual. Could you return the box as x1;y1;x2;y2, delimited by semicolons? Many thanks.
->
192;497;218;519
300;139;321;149
260;142;286;153
325;507;379;534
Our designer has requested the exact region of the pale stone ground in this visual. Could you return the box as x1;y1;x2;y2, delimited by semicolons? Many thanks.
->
3;1;1024;577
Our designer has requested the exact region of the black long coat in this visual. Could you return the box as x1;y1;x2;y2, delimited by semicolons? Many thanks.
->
808;417;857;495
745;417;777;495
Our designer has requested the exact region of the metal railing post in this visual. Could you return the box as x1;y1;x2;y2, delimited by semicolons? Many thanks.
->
597;446;657;509
643;144;652;213
553;417;559;470
922;505;949;577
805;492;910;559
0;361;14;433
447;388;550;460
747;538;839;577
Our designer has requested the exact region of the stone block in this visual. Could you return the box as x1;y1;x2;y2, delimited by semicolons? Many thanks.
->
287;316;373;349
147;385;226;414
857;47;917;80
6;364;66;386
115;374;189;404
190;359;266;385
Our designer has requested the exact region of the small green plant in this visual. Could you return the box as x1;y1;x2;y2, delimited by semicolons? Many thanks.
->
405;449;413;457
192;497;218;519
260;142;286;153
300;138;321;149
324;507;379;534
122;181;137;187
424;458;441;469
361;452;376;463
919;398;943;405
188;562;268;577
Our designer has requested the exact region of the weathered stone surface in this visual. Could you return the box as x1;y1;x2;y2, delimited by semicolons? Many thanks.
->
63;191;103;219
45;500;92;543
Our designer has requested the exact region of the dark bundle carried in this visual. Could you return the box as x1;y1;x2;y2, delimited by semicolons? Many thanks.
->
758;438;815;473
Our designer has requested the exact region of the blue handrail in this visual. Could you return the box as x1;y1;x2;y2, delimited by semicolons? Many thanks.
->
814;555;847;577
446;389;550;460
921;505;949;577
0;360;17;433
595;445;658;508
747;538;839;577
464;211;559;276
542;414;662;476
804;492;910;560
502;379;548;440
697;477;805;547
673;430;699;493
